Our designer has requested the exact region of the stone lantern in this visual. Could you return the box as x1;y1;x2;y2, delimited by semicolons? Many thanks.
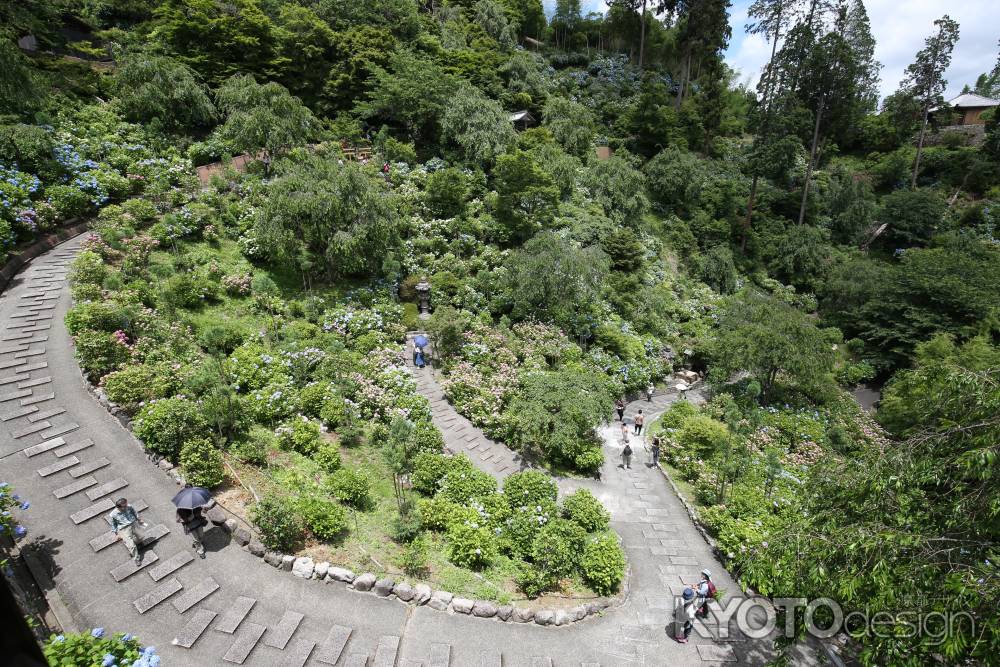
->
415;277;432;318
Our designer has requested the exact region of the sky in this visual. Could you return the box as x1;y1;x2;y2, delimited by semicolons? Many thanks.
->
543;0;999;103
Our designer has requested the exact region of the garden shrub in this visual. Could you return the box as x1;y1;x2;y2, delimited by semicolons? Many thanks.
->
391;501;423;543
400;534;429;576
503;498;557;558
677;414;729;456
46;183;92;218
581;533;627;595
318;393;348;427
43;629;153;667
179;437;225;487
418;496;462;531
516;565;556;598
198;322;248;355
65;301;129;335
439;466;497;504
228;343;288;391
275;417;322;456
327;468;372;508
659;400;698;430
411;419;445;453
69;250;107;286
133;397;210;459
336;420;364;447
299;495;347;541
161;272;213;309
73;329;130;379
573;446;605;474
561;488;610;532
231;432;268;465
315;443;342;473
102;363;176;412
532;517;587;579
412;452;471;495
251;493;304;551
502;470;558;507
446;520;498;569
299;382;335;418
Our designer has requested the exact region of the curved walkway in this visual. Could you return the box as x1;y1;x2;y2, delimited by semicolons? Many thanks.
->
0;235;816;666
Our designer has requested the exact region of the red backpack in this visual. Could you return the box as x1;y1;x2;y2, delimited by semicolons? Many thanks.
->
706;580;717;599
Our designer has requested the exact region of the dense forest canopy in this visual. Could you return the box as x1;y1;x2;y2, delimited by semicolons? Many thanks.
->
2;0;999;663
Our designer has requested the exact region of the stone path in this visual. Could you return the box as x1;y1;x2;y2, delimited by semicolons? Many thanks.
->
1;235;823;666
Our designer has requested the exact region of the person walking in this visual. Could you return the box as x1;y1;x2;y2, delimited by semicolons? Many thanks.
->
615;398;625;421
177;506;208;558
675;587;698;643
109;497;149;564
650;435;661;468
634;410;645;435
620;421;629;443
621;442;633;469
414;346;426;369
688;569;717;618
646;383;654;402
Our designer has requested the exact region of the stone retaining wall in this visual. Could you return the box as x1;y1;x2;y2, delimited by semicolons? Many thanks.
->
0;220;86;292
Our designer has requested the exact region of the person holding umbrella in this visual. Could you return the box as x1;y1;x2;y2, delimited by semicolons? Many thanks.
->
172;485;213;558
413;334;429;369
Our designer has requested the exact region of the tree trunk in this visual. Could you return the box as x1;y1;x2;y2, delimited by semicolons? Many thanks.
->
638;0;647;69
911;106;930;189
676;50;692;109
798;96;825;226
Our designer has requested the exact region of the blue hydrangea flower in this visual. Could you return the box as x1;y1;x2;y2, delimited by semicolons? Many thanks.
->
91;627;105;638
20;501;30;510
53;635;65;642
102;653;117;666
13;525;26;538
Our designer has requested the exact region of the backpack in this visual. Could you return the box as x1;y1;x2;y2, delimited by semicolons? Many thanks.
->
623;444;632;457
706;580;717;599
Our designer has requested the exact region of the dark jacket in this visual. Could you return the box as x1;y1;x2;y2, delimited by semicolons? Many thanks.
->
176;507;208;534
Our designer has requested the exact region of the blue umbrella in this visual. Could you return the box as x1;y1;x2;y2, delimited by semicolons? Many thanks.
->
414;335;429;348
171;486;212;510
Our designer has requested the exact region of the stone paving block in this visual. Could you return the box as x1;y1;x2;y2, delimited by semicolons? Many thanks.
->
40;422;80;439
37;455;79;477
29;407;65;422
111;551;159;581
21;392;55;406
531;659;553;667
314;624;352;664
53;476;97;498
12;420;50;438
696;644;737;662
134;577;183;614
172;576;219;612
2;332;34;341
222;623;266;664
264;610;303;649
173;609;218;648
1;404;36;419
69;457;110;478
24;336;49;345
0;359;27;370
54;438;93;457
214;596;256;633
0;388;31;402
343;655;370;667
22;324;51;332
429;642;451;667
91;522;166;553
85;477;128;501
24;436;65;457
70;497;116;524
19;362;48;374
372;635;400;667
277;638;316;667
479;654;501;667
12;348;45;358
670;556;699;566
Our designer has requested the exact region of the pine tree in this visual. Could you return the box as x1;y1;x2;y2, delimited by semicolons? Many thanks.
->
901;15;960;189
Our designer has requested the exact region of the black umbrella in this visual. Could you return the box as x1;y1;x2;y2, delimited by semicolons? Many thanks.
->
171;486;212;510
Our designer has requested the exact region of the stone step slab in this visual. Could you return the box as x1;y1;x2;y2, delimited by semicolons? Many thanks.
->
134;577;183;614
264;610;303;649
13;348;46;358
29;407;65;422
19;363;48;374
344;655;370;667
173;609;218;649
40;422;80;439
172;576;219;613
277;638;317;667
222;623;267;664
110;551;159;582
68;457;110;478
531;659;553;667
37;455;80;477
91;521;166;553
21;392;55;406
70;497;114;524
54;438;94;457
85;477;128;501
0;358;27;370
12;420;50;438
214;596;256;634
429;643;451;667
480;653;502;667
53;476;97;498
314;624;352;665
1;404;36;420
146;548;194;581
0;374;30;388
372;635;400;667
0;388;32;402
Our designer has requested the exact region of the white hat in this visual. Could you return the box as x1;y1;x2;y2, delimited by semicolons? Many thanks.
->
701;569;712;578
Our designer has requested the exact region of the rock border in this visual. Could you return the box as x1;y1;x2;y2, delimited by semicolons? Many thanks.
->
75;345;625;628
0;219;86;292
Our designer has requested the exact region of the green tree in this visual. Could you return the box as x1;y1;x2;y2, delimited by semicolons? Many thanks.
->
877;188;946;248
542;96;595;158
273;5;337;109
494;149;560;242
215;75;318;166
503;232;608;336
900;15;960;189
474;0;517;50
440;86;516;167
0;35;36;116
709;290;837;404
255;155;399;283
323;26;395;114
584;155;649;226
112;51;216;131
427;306;470;364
